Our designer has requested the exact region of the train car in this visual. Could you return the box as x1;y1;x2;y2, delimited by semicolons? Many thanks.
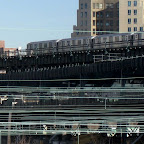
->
26;32;144;56
27;40;59;55
93;34;115;50
57;36;93;53
139;31;144;46
112;33;128;48
132;32;142;47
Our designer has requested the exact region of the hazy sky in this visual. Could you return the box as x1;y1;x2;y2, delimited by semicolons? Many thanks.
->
0;0;78;49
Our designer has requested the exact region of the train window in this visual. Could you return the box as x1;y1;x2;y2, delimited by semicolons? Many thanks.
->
98;38;101;43
72;40;75;45
39;43;42;48
67;41;70;46
95;39;98;43
103;38;107;42
58;42;62;46
86;39;89;44
62;41;65;46
83;39;86;44
109;36;113;42
34;44;37;49
78;40;81;46
53;42;57;47
30;44;33;49
44;43;47;48
135;34;138;39
49;42;52;47
122;36;125;41
115;36;119;42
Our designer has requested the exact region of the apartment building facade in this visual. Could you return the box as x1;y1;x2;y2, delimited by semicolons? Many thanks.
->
71;0;144;38
119;0;144;33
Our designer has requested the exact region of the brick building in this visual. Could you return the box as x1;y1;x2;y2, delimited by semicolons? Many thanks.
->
0;41;17;56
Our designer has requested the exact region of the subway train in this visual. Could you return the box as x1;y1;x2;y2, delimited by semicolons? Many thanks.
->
26;32;144;55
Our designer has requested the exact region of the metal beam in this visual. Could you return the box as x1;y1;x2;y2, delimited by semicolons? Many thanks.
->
131;134;143;144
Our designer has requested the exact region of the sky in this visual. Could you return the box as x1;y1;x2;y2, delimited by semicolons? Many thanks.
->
0;0;78;49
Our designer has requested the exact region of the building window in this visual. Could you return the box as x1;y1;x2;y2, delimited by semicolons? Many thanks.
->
134;10;137;15
81;4;83;9
106;12;109;17
85;20;87;26
106;3;109;8
85;29;87;34
93;20;96;26
81;12;83;18
99;3;103;9
128;27;131;32
93;3;95;9
97;21;99;26
96;3;99;9
100;20;103;26
110;20;113;26
116;3;119;8
85;3;87;9
93;29;96;34
134;27;137;31
93;12;95;17
128;1;131;6
140;27;143;31
106;21;110;26
128;10;131;15
110;12;113;18
110;3;114;8
117;20;119;26
81;21;83;26
134;18;137;24
96;12;99;18
134;1;137;6
128;18;131;24
85;12;87;18
100;12;103;17
117;11;119;17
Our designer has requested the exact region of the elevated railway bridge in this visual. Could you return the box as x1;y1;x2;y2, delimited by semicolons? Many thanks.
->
0;45;143;86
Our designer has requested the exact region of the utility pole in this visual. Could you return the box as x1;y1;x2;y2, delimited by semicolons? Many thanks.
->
7;112;12;144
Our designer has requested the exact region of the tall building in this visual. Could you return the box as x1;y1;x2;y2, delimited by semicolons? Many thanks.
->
71;0;144;38
119;0;144;33
71;0;119;38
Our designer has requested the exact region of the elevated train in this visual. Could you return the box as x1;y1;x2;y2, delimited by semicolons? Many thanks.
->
27;32;143;55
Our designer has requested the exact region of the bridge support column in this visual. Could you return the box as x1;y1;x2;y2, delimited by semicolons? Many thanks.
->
122;133;127;144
